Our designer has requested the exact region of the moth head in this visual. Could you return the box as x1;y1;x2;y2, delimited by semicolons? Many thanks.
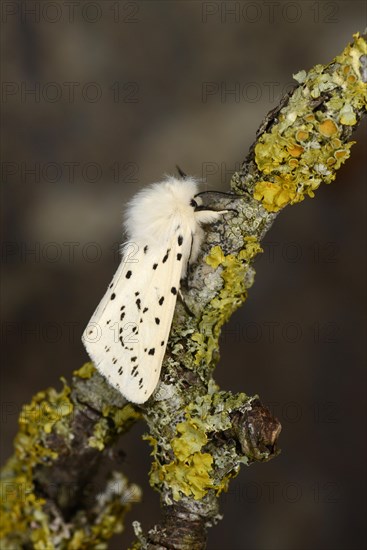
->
193;192;229;223
190;195;203;209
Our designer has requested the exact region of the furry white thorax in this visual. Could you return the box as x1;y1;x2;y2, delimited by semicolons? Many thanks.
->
124;176;221;265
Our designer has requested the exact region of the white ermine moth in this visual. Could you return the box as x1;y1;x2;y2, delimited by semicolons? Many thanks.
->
82;176;226;404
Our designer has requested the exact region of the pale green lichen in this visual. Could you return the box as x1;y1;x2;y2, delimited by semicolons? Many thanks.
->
250;33;367;212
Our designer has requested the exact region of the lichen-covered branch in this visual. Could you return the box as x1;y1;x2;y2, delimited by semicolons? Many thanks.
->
0;365;142;548
134;32;367;549
1;33;366;550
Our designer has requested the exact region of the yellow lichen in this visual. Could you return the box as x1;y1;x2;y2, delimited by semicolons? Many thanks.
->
171;421;208;461
73;361;96;379
0;375;140;547
287;143;304;157
339;103;357;125
161;453;214;501
254;175;299;212
318;119;338;137
296;129;309;141
146;419;214;501
88;418;110;451
0;381;73;544
252;33;366;213
102;403;141;433
191;240;262;366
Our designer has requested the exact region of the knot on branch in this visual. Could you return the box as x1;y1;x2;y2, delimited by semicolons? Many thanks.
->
231;399;281;462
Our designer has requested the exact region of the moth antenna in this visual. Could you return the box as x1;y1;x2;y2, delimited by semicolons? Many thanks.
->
194;190;243;199
176;165;188;179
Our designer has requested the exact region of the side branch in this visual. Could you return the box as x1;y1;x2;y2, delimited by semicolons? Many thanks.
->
0;365;141;547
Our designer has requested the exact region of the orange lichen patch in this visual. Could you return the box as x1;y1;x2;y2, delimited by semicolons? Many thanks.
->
326;157;337;167
304;113;316;123
287;143;304;157
334;149;349;160
331;138;342;148
296;130;309;142
288;158;299;168
318;119;338;137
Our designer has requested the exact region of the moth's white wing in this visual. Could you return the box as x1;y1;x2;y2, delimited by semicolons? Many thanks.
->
82;225;191;404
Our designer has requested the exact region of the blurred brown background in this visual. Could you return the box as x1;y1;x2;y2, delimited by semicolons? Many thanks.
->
1;1;366;549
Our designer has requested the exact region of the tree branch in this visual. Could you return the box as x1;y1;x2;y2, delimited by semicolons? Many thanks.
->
1;33;366;549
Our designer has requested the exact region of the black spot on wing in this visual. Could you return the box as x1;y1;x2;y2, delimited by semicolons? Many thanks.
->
126;271;132;279
153;263;158;270
171;287;177;295
155;318;160;325
136;298;141;310
143;307;148;313
178;235;183;246
135;291;140;296
177;253;182;261
148;348;155;356
110;293;116;300
144;245;148;254
118;367;123;375
162;249;170;263
158;297;164;306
